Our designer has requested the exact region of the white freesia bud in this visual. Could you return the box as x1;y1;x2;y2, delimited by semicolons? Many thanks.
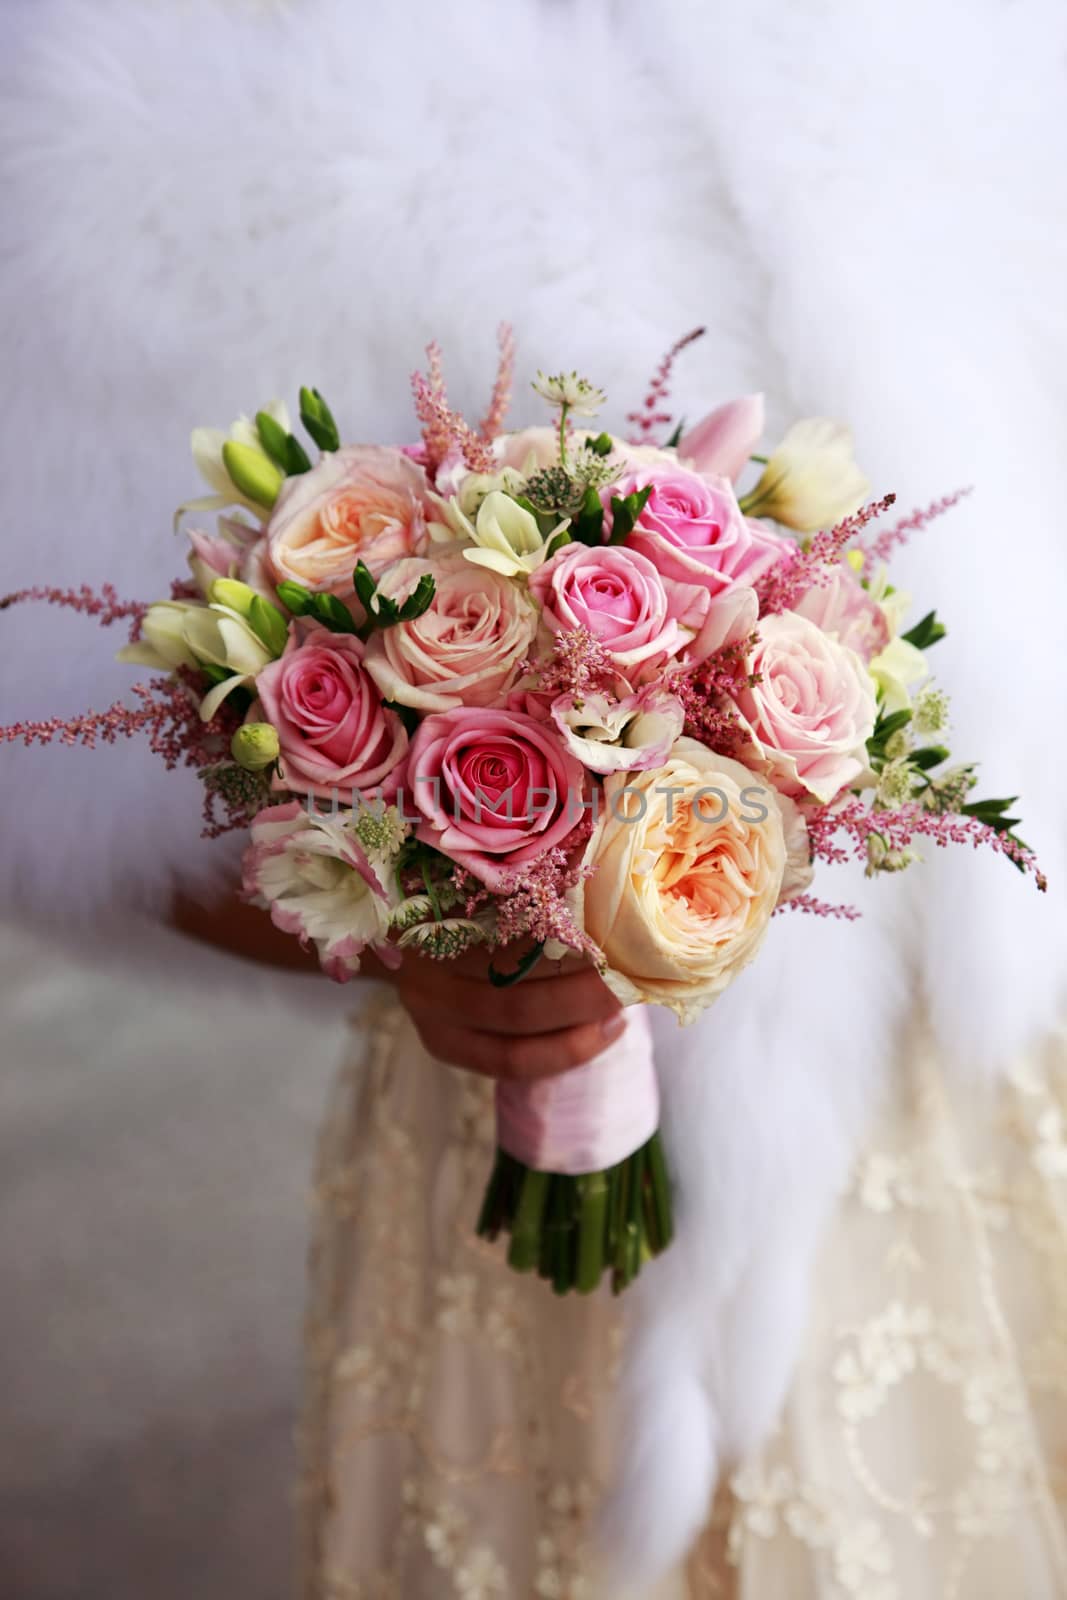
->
175;398;292;528
182;603;275;721
116;601;202;672
231;722;281;771
461;490;561;578
454;466;527;520
869;636;928;714
742;418;869;533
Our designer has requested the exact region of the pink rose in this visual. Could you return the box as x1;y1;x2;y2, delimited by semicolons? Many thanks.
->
617;465;787;603
266;446;430;596
734;612;878;802
793;564;889;663
401;708;586;888
363;551;537;712
254;623;408;800
527;542;688;676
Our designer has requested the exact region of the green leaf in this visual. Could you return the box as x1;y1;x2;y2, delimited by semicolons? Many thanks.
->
607;485;652;545
868;708;913;749
256;411;312;476
352;560;378;612
963;795;1018;817
545;529;572;560
901;609;947;650
664;420;684;449
199;662;232;687
571;485;605;547
584;431;614;457
909;744;950;771
275;580;313;616
962;796;1020;830
247;594;290;657
308;593;359;634
396;574;436;622
299;386;340;454
488;941;546;988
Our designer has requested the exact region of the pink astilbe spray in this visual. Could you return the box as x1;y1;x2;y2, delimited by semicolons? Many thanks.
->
0;672;260;841
478;322;516;442
806;795;1047;891
521;626;617;701
756;494;897;614
774;893;861;921
411;341;496;476
491;825;601;962
626;326;705;447
859;487;972;565
668;634;758;756
0;583;146;632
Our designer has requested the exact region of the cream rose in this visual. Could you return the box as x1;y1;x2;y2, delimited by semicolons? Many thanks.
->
363;550;538;712
575;742;796;1023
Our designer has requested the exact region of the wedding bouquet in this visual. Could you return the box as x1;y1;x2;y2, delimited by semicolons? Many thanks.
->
3;326;1044;1295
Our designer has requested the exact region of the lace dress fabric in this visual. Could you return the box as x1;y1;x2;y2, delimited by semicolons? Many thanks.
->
298;997;1067;1599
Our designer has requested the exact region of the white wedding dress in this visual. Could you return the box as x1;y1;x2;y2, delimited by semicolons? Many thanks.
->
297;996;1067;1598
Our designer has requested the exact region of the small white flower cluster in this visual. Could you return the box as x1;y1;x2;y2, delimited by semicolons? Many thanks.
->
531;371;607;417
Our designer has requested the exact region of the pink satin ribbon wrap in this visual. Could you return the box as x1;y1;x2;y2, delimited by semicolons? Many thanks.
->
494;1006;659;1174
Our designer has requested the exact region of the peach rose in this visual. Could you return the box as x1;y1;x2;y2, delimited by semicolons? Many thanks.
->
575;742;794;1022
266;446;430;595
734;612;877;802
363;550;538;712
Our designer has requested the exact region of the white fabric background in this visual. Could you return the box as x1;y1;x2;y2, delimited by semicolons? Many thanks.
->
0;919;348;1597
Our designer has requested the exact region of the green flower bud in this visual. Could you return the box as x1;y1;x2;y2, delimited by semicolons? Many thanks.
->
230;722;280;771
210;577;257;618
221;440;283;509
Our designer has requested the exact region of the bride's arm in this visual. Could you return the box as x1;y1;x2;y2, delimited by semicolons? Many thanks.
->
170;889;624;1077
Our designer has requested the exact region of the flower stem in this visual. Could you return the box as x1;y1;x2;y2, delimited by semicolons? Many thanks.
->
576;1170;609;1294
479;1130;674;1295
507;1168;550;1272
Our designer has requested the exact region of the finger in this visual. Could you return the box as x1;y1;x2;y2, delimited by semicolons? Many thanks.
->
397;966;620;1036
409;1013;627;1081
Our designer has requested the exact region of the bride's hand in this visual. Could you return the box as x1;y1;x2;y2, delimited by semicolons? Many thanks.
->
390;946;625;1081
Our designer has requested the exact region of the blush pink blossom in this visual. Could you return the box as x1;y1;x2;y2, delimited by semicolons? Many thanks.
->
734;611;878;803
266;445;430;596
401;707;586;888
677;394;765;482
254;623;408;800
242;801;399;981
526;542;688;676
793;564;889;663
